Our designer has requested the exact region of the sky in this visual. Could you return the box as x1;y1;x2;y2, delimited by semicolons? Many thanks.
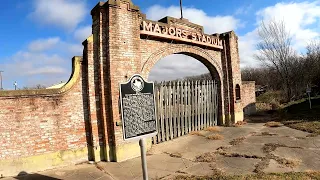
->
1;0;320;89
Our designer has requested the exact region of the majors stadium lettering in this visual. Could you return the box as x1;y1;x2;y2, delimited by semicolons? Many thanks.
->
140;20;223;49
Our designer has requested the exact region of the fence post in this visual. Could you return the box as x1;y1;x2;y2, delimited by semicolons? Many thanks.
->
169;82;173;140
177;81;181;137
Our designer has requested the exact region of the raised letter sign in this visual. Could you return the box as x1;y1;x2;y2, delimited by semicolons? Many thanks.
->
119;74;157;141
140;20;223;49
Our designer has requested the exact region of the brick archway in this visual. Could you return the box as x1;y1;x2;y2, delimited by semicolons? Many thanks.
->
85;0;245;162
140;44;223;82
141;44;225;129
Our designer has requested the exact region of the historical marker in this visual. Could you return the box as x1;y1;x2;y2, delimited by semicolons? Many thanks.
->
119;74;157;141
120;74;158;180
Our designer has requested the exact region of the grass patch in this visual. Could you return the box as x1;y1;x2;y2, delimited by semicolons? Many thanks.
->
207;134;224;140
261;132;277;136
262;143;285;153
253;157;270;174
285;121;320;135
216;151;262;159
205;126;221;132
216;146;230;152
229;136;246;146
189;131;205;137
195;152;216;162
232;121;248;127
307;133;318;137
167;152;182;158
275;157;301;168
264;121;282;127
172;172;320;180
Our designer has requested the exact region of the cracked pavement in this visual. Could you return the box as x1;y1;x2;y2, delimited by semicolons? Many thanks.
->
2;123;320;180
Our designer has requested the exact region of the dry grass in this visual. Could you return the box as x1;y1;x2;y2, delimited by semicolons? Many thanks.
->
264;121;282;127
307;133;318;137
285;121;320;135
195;152;216;162
205;126;221;132
275;157;301;168
262;143;284;153
168;152;182;158
207;134;224;140
189;131;205;137
257;132;277;136
229;136;246;146
172;172;320;180
216;146;230;152
232;121;248;127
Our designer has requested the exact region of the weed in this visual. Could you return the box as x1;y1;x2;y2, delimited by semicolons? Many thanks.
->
265;121;282;127
168;152;182;158
229;136;246;145
195;152;216;162
232;121;247;127
207;134;224;140
189;131;205;137
205;126;221;132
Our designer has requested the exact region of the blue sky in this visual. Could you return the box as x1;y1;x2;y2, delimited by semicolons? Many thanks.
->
1;0;319;89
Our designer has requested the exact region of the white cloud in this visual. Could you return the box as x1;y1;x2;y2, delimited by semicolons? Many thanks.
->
1;51;70;88
146;5;240;34
148;54;209;81
239;1;320;68
26;66;66;75
65;43;83;56
239;30;261;68
29;0;87;30
74;25;92;42
28;37;60;52
27;37;83;55
235;4;253;15
256;1;320;50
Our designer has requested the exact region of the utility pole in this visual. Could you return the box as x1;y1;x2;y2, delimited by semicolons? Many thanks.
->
180;0;183;19
14;81;17;90
0;71;3;90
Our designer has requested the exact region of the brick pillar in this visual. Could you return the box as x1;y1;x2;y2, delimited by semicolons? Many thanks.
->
220;34;231;126
82;35;108;162
91;0;151;162
221;31;243;124
90;2;114;162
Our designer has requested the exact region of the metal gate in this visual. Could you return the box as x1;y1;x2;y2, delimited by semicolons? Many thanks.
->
153;80;218;144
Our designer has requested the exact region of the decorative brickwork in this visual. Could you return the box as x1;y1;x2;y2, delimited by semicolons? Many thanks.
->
0;0;255;176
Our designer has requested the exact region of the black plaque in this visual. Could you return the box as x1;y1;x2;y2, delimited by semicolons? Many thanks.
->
120;74;157;141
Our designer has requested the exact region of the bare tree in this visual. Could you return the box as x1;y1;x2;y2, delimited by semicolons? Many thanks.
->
254;20;295;101
305;40;320;93
22;84;46;90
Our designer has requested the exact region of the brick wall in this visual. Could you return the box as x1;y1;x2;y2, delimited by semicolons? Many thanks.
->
241;81;256;115
0;1;256;175
0;57;89;176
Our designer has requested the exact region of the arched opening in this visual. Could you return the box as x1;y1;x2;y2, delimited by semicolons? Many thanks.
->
144;51;223;144
235;84;241;100
148;54;212;82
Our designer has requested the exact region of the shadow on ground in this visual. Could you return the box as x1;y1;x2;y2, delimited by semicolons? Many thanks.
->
13;171;61;180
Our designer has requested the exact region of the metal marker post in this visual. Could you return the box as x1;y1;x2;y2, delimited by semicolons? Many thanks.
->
308;92;312;110
139;138;148;180
307;86;312;109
